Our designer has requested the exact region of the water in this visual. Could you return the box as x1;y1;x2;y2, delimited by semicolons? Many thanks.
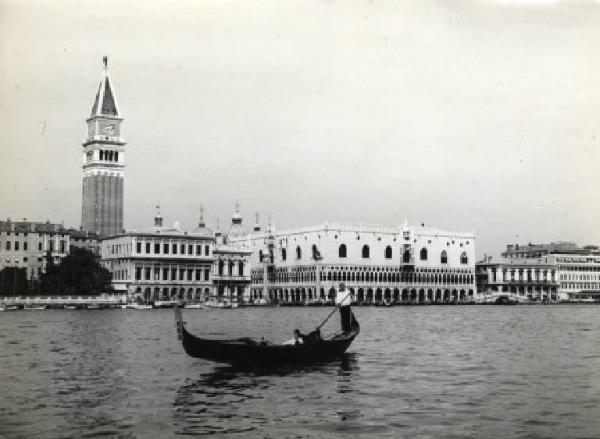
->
1;306;600;438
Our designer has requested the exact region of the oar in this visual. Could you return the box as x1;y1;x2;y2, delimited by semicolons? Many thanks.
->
316;291;352;330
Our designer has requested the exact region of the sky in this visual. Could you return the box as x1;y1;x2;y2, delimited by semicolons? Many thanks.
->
0;0;599;258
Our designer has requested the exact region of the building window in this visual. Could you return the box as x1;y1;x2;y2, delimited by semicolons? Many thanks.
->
403;249;411;263
296;246;302;260
362;245;370;258
195;269;201;281
385;246;392;259
135;267;141;280
218;261;224;276
171;268;177;280
339;244;347;258
154;268;160;280
196;245;201;255
461;252;468;265
282;248;287;261
163;268;169;280
145;242;150;254
154;243;160;254
239;261;244;276
204;245;210;256
38;242;42;251
136;242;141;253
441;250;448;264
229;261;234;276
5;241;9;250
181;244;185;255
145;268;151;280
24;242;28;251
188;245;193;255
204;268;210;281
187;269;193;281
180;269;185;280
163;243;169;254
420;248;428;261
15;241;19;251
172;244;177;254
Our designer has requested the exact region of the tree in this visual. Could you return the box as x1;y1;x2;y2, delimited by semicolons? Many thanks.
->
40;248;112;295
0;267;29;296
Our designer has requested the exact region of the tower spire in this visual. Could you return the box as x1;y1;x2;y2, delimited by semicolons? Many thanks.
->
199;204;205;227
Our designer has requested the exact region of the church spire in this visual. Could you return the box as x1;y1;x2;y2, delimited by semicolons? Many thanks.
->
90;55;121;118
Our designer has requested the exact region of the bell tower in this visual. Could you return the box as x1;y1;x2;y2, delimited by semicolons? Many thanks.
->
81;56;126;237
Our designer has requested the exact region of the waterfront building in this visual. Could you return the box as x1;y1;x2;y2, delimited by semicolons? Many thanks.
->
475;256;559;302
81;56;126;237
226;211;477;304
501;243;600;300
0;218;98;282
100;211;214;303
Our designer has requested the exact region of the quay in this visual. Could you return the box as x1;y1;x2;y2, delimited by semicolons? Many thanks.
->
0;294;128;309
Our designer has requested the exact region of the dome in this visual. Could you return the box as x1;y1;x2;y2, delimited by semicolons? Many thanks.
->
227;222;247;239
192;223;214;238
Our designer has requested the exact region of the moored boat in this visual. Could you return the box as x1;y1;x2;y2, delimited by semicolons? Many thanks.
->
126;303;153;310
184;303;208;309
153;300;178;309
175;295;360;368
24;305;47;310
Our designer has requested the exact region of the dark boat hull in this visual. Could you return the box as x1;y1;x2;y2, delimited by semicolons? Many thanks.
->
176;305;359;368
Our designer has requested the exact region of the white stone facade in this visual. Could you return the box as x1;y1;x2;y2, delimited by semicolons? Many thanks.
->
228;220;476;304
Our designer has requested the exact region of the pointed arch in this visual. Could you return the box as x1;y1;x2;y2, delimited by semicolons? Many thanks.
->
339;244;347;258
420;247;428;261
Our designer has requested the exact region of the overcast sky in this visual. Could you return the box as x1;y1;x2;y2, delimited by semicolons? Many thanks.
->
0;0;598;257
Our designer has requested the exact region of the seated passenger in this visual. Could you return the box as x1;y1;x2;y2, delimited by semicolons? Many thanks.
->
282;328;305;345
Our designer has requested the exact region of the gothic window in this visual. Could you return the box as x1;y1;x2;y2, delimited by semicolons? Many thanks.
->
460;252;468;265
385;246;392;259
420;247;428;261
115;151;119;162
441;250;448;264
403;249;411;263
282;248;287;261
362;245;370;258
339;244;347;258
296;246;302;260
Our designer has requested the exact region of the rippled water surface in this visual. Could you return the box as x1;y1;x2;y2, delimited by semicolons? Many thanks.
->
1;306;600;438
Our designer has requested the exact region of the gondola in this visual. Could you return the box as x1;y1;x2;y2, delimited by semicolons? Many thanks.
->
174;302;359;368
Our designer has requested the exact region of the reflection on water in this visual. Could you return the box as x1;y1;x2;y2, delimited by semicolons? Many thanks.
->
2;306;600;438
173;354;359;436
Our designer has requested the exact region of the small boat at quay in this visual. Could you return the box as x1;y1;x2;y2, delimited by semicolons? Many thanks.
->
184;303;208;310
64;305;77;310
153;300;179;309
204;300;238;309
125;304;153;310
24;305;47;310
175;296;360;368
